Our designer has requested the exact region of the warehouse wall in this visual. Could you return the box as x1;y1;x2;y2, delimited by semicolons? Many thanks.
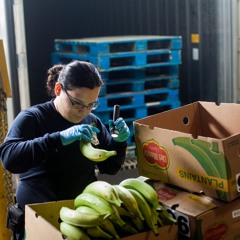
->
22;0;234;107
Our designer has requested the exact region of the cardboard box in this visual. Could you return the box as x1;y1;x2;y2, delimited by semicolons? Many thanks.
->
25;200;178;240
134;101;240;202
152;181;240;240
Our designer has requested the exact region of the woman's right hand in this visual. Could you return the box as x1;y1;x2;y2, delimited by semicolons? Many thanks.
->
60;125;99;146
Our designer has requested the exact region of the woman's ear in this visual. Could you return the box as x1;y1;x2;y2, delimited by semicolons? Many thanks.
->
54;82;62;96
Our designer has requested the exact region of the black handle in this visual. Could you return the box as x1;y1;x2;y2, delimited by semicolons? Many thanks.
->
111;105;120;138
113;105;120;121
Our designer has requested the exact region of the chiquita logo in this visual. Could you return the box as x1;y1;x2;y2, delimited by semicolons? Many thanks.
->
142;140;169;170
205;222;228;240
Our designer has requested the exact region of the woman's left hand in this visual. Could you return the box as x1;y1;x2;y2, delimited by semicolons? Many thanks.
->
109;117;130;142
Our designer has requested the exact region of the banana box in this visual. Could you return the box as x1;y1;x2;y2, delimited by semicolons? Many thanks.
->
133;101;240;202
152;181;240;240
25;199;178;240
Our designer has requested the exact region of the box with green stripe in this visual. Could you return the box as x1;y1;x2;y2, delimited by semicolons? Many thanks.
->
134;101;240;202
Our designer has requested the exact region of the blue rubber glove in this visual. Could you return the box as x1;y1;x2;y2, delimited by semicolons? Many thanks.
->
60;124;100;146
109;117;130;142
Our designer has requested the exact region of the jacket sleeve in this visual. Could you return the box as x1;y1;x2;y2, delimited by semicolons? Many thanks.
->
0;110;62;174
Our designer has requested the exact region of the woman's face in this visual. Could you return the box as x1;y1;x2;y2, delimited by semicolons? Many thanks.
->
54;83;101;123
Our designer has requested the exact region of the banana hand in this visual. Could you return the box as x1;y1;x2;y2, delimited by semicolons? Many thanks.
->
83;181;122;206
86;226;113;239
74;192;126;228
119;178;160;210
113;184;144;221
60;206;109;227
76;206;119;239
80;141;117;161
128;188;159;235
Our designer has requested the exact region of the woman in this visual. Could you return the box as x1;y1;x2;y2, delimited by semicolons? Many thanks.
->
0;60;130;239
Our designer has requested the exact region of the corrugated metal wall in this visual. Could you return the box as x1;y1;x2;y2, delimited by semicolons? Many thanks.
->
232;0;240;102
22;0;235;106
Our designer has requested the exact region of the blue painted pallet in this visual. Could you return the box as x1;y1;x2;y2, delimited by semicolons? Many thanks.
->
94;91;180;123
146;100;181;116
96;88;180;109
54;36;182;56
51;52;179;80
100;77;179;96
125;145;137;160
51;49;181;71
95;105;147;123
100;64;179;82
96;101;181;146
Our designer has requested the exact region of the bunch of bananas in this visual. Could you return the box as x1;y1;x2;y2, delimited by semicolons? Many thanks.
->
59;177;176;240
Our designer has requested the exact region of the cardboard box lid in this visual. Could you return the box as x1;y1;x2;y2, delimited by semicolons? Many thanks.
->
153;181;222;217
134;101;240;140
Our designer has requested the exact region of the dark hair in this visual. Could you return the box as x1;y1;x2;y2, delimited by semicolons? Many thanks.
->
46;60;104;97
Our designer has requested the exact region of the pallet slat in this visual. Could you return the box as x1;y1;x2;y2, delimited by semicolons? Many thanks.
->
54;35;182;55
101;65;179;81
100;77;179;96
51;50;181;71
96;88;179;109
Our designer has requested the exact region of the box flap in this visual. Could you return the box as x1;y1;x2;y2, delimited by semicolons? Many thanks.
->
134;102;199;136
25;200;74;240
153;182;219;217
197;102;240;138
134;101;240;139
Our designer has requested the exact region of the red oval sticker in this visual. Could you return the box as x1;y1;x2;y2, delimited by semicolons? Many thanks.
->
142;140;169;170
205;222;228;240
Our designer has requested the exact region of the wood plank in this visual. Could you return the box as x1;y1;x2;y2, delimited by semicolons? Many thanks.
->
0;39;12;97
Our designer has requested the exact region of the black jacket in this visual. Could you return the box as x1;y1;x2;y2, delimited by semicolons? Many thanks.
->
0;100;127;208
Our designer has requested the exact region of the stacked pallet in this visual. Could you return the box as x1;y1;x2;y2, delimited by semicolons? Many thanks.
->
51;35;182;155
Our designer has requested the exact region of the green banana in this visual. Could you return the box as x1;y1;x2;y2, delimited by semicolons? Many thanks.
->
60;222;90;240
128;188;159;235
76;205;101;215
83;181;122;206
80;141;117;161
114;205;135;218
99;219;120;239
157;205;177;226
76;206;119;239
137;175;150;182
119;178;160;210
100;218;120;239
86;225;113;239
60;206;109;227
111;205;128;228
118;222;139;235
130;216;145;232
74;192;126;228
113;184;144;221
